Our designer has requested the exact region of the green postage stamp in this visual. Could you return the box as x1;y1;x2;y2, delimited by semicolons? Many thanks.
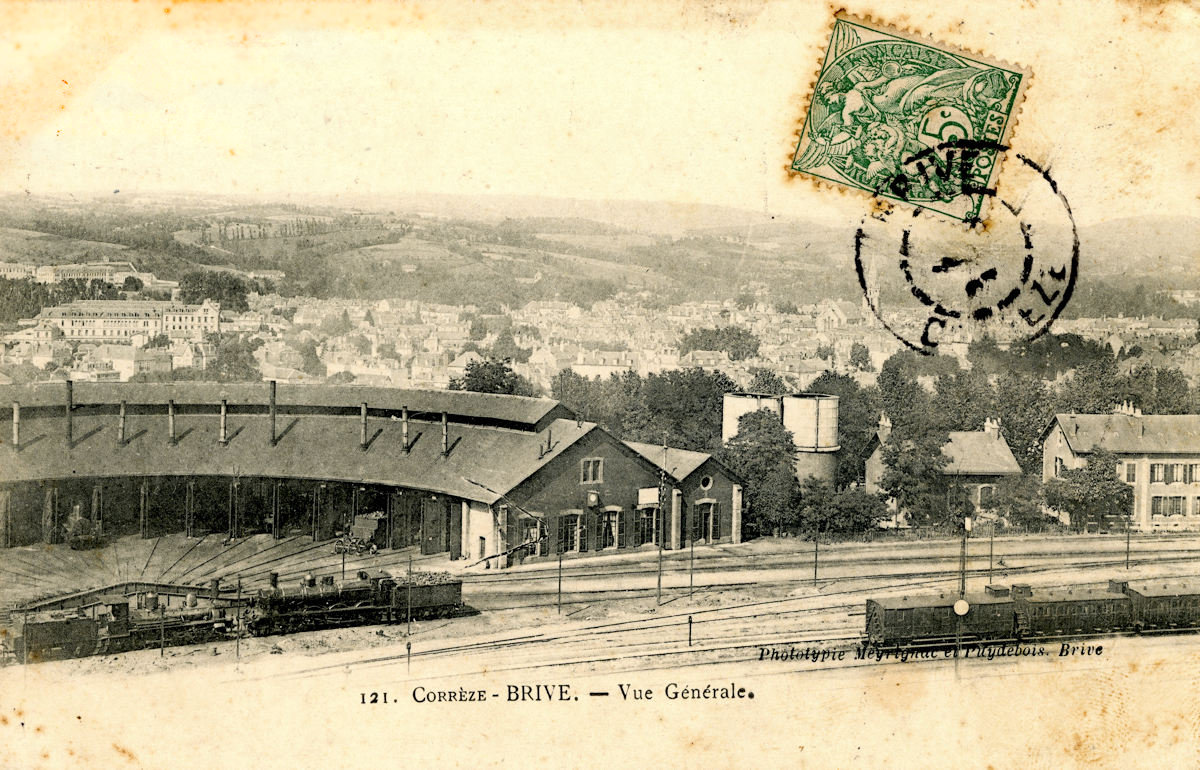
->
790;14;1030;223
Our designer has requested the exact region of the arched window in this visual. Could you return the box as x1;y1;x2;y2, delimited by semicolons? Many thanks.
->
693;499;720;543
637;507;659;547
600;507;622;549
558;513;583;553
520;516;543;557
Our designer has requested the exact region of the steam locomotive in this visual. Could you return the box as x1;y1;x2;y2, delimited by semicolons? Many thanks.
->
244;570;467;637
3;570;467;665
7;591;235;663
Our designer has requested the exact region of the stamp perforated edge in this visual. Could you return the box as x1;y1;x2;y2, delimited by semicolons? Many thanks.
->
784;9;1034;229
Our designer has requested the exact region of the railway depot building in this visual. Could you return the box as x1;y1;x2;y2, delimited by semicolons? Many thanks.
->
0;382;742;567
1042;407;1200;532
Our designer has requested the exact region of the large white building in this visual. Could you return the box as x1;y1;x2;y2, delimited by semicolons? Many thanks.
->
1041;405;1200;532
0;260;177;291
0;262;36;280
31;300;220;343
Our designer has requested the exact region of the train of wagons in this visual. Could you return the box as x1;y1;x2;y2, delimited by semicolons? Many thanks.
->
3;570;469;664
866;578;1200;647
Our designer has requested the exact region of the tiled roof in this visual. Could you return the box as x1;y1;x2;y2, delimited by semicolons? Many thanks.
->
943;431;1022;476
624;441;713;481
0;410;596;505
1049;414;1200;455
0;382;570;429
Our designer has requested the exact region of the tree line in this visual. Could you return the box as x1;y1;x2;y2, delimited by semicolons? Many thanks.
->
0;277;120;325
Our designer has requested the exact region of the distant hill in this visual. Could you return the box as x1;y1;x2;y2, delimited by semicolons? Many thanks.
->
1079;216;1200;285
0;190;1195;310
378;193;788;236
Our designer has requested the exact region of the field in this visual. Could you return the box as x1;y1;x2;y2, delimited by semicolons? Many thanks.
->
0;227;129;266
533;231;658;253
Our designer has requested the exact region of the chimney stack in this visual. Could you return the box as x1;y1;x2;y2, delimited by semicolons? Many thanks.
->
269;380;277;446
219;399;228;444
11;402;18;450
360;402;369;450
168;399;176;444
401;406;410;453
65;379;73;444
119;400;127;444
441;411;449;456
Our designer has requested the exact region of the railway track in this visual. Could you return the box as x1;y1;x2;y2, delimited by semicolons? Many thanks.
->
231;562;1200;685
464;553;1200;612
463;544;1200;586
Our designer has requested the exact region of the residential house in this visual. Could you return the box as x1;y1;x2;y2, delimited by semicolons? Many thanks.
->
1041;404;1200;531
865;416;1023;523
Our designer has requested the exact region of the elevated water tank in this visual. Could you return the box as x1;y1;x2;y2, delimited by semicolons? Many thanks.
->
721;391;840;483
781;394;840;452
721;392;784;444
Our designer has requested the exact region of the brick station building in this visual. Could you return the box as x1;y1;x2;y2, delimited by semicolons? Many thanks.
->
0;382;742;566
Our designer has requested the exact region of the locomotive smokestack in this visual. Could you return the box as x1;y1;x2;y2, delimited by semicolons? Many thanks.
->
401;405;409;453
219;399;228;444
209;578;220;600
269;380;277;446
11;401;18;450
65;379;73;444
442;411;449;456
119;400;127;444
168;399;176;444
360;402;368;450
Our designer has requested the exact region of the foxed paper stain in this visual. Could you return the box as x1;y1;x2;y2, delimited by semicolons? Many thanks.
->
0;1;1199;769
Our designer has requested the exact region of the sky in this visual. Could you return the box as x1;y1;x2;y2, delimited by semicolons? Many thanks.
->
0;0;1197;226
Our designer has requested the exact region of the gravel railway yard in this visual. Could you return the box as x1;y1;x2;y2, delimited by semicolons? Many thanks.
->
6;531;1200;680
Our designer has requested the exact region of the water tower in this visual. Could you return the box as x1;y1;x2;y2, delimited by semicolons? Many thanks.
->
722;392;839;482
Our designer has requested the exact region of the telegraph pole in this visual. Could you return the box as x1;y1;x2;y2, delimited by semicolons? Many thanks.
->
557;549;563;614
953;516;972;678
657;438;667;606
959;516;971;597
988;520;995;584
235;576;242;660
1125;515;1131;570
407;554;413;636
689;515;695;600
813;531;819;585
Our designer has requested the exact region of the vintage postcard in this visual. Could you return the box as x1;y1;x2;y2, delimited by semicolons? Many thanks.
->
1;1;1199;768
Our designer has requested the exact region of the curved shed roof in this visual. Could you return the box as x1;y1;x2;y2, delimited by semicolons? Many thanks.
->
0;383;587;504
0;382;571;430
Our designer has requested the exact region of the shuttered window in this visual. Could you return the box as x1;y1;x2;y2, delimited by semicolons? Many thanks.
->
600;510;621;549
